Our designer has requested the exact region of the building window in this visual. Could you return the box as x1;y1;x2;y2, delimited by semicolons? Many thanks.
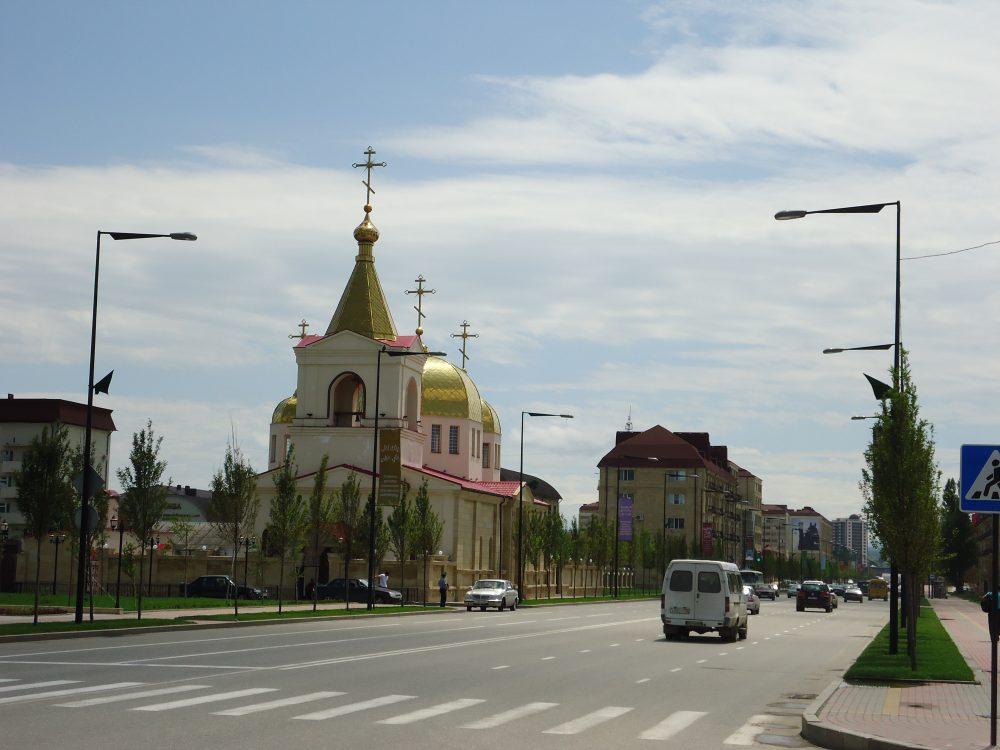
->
449;425;460;455
0;476;13;488
669;493;685;505
495;444;500;467
617;468;635;481
666;517;685;530
482;443;490;468
269;435;276;463
1;448;13;461
669;470;686;481
0;501;9;513
284;437;292;458
431;425;441;453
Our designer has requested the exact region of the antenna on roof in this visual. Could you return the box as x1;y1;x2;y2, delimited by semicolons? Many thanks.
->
625;405;633;432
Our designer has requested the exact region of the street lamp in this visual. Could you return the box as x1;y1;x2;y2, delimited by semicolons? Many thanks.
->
239;535;256;599
851;415;880;421
110;515;125;609
75;229;197;624
147;536;160;595
366;347;446;611
49;531;67;594
518;411;573;599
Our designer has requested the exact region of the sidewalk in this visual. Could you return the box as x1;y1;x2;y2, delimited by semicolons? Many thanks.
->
804;596;992;750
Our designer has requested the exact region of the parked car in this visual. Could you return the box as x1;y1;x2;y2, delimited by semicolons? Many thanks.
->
185;575;267;600
464;579;518;611
786;582;800;598
796;580;834;612
842;586;863;603
316;577;402;604
662;559;748;642
743;585;760;615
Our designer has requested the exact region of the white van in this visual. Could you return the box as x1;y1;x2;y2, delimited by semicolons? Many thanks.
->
661;559;748;642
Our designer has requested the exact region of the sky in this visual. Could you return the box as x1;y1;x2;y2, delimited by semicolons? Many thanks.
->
3;1;999;526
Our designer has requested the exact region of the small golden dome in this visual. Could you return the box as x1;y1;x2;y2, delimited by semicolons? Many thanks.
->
353;205;380;244
421;357;483;421
272;393;297;424
481;399;501;435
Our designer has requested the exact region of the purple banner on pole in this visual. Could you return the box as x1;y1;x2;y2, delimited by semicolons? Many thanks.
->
618;494;633;541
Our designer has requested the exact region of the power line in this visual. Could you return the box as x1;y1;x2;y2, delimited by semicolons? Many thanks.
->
903;239;1000;261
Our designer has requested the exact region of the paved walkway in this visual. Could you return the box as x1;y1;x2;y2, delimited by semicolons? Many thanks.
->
812;596;992;750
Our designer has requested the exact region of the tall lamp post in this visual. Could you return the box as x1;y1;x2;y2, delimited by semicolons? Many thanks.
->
49;532;66;594
776;201;902;654
74;230;196;623
110;515;125;609
366;347;446;611
518;411;573;599
240;535;256;598
146;536;160;595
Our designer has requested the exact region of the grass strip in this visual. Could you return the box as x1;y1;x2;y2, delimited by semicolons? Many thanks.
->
0;618;192;637
844;603;974;682
191;605;430;621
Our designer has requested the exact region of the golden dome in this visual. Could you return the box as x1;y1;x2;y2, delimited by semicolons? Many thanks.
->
421;357;483;421
353;205;380;244
272;393;297;424
481;399;501;435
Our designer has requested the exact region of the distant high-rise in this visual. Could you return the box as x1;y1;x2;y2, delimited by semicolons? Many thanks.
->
832;514;869;568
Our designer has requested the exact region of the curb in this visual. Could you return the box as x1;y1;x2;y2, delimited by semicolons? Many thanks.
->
800;680;935;750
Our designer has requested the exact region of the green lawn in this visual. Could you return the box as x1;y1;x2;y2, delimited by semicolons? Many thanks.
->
192;605;429;621
0;618;193;637
844;604;974;682
0;593;304;611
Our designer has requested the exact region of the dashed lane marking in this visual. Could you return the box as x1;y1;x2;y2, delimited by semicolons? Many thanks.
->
670;668;682;673
0;680;77;693
133;688;275;712
214;691;344;716
58;684;210;707
462;701;558;729
294;694;415;721
0;682;143;706
636;678;651;684
378;697;486;725
491;665;509;670
638;709;707;741
543;705;633;735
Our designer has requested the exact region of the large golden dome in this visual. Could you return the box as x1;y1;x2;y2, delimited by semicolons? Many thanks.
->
421;357;483;421
481;399;501;434
272;393;297;424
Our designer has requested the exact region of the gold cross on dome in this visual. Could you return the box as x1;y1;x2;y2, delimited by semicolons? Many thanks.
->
288;319;310;339
450;320;479;369
352;146;387;208
405;275;436;336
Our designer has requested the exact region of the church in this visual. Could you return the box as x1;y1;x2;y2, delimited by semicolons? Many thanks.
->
254;150;551;595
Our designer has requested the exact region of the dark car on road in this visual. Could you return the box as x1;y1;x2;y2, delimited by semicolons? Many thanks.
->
842;586;864;603
317;577;403;604
796;580;834;612
185;575;267;600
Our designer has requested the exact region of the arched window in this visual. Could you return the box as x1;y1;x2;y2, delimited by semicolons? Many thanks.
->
328;372;366;427
404;377;419;432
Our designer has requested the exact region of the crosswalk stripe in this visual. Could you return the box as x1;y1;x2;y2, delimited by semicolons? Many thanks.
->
0;679;18;683
294;694;415;721
213;691;345;716
58;685;212;707
462;702;559;729
0;682;142;706
0;680;78;694
724;714;778;745
133;688;275;711
379;698;486;725
639;710;707;740
543;706;633;735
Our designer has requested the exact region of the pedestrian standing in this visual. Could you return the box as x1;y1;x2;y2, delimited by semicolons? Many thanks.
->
438;571;448;608
378;571;389;588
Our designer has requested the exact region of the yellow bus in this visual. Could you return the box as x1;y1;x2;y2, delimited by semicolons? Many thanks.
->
868;578;888;601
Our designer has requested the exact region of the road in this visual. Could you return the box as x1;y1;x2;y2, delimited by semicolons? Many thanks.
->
0;596;886;749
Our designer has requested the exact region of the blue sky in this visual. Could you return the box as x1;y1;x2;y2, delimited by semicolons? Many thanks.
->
3;1;1000;524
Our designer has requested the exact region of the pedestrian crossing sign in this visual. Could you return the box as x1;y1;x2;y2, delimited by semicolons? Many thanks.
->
961;444;1000;513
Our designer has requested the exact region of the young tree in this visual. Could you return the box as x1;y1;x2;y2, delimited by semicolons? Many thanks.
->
13;424;76;624
588;516;611;597
305;455;336;611
169;517;197;597
567;517;581;598
268;448;305;613
545;511;568;599
116;421;170;621
335;474;365;610
412;480;443;606
207;441;258;620
939;477;977;592
387;486;413;598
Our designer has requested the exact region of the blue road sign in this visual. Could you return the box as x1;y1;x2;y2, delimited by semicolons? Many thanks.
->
961;444;1000;513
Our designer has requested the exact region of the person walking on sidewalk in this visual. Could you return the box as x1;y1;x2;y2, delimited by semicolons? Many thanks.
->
378;571;389;589
438;571;448;608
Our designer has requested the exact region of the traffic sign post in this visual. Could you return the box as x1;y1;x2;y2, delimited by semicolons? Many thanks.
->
962;444;1000;746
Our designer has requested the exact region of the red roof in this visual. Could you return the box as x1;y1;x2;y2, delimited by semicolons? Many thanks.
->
376;335;421;349
0;398;115;432
293;334;327;348
598;425;732;479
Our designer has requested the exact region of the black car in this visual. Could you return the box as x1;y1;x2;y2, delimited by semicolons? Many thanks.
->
185;575;267;599
317;577;403;605
796;581;834;612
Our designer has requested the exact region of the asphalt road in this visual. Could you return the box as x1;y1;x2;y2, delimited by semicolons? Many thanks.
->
0;596;887;749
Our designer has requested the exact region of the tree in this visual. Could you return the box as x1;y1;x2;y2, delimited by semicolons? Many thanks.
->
13;424;75;624
267;447;305;613
412;480;443;606
545;511;568;599
939;477;977;592
862;349;940;669
587;515;611;597
305;455;336;611
207;440;258;620
639;528;656;592
116;421;170;621
387;485;413;598
169;518;197;597
567;517;582;597
335;474;365;610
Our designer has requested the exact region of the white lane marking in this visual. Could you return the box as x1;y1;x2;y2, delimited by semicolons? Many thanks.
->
764;637;770;640
696;659;707;664
58;685;211;707
0;660;264;670
585;613;612;618
543;706;633;735
133;688;275;711
670;668;682;673
0;679;17;683
540;616;581;623
541;656;556;661
294;694;415;720
736;646;744;650
636;678;651;684
213;691;344;716
491;665;509;670
579;649;591;653
752;641;759;645
610;643;620;647
718;652;728;656
639;709;708;741
0;682;143;706
724;714;777;745
635;638;645;642
0;679;77;693
378;697;486;725
462;701;558;729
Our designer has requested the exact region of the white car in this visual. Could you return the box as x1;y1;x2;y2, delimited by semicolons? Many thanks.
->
743;585;760;615
465;579;519;611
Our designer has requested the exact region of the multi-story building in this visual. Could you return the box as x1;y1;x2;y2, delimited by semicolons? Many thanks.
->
832;514;869;568
0;395;116;534
764;504;833;569
763;504;791;558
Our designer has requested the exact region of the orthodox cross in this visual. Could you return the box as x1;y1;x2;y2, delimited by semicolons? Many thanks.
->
450;320;479;369
288;319;310;339
352;146;387;208
405;275;436;336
